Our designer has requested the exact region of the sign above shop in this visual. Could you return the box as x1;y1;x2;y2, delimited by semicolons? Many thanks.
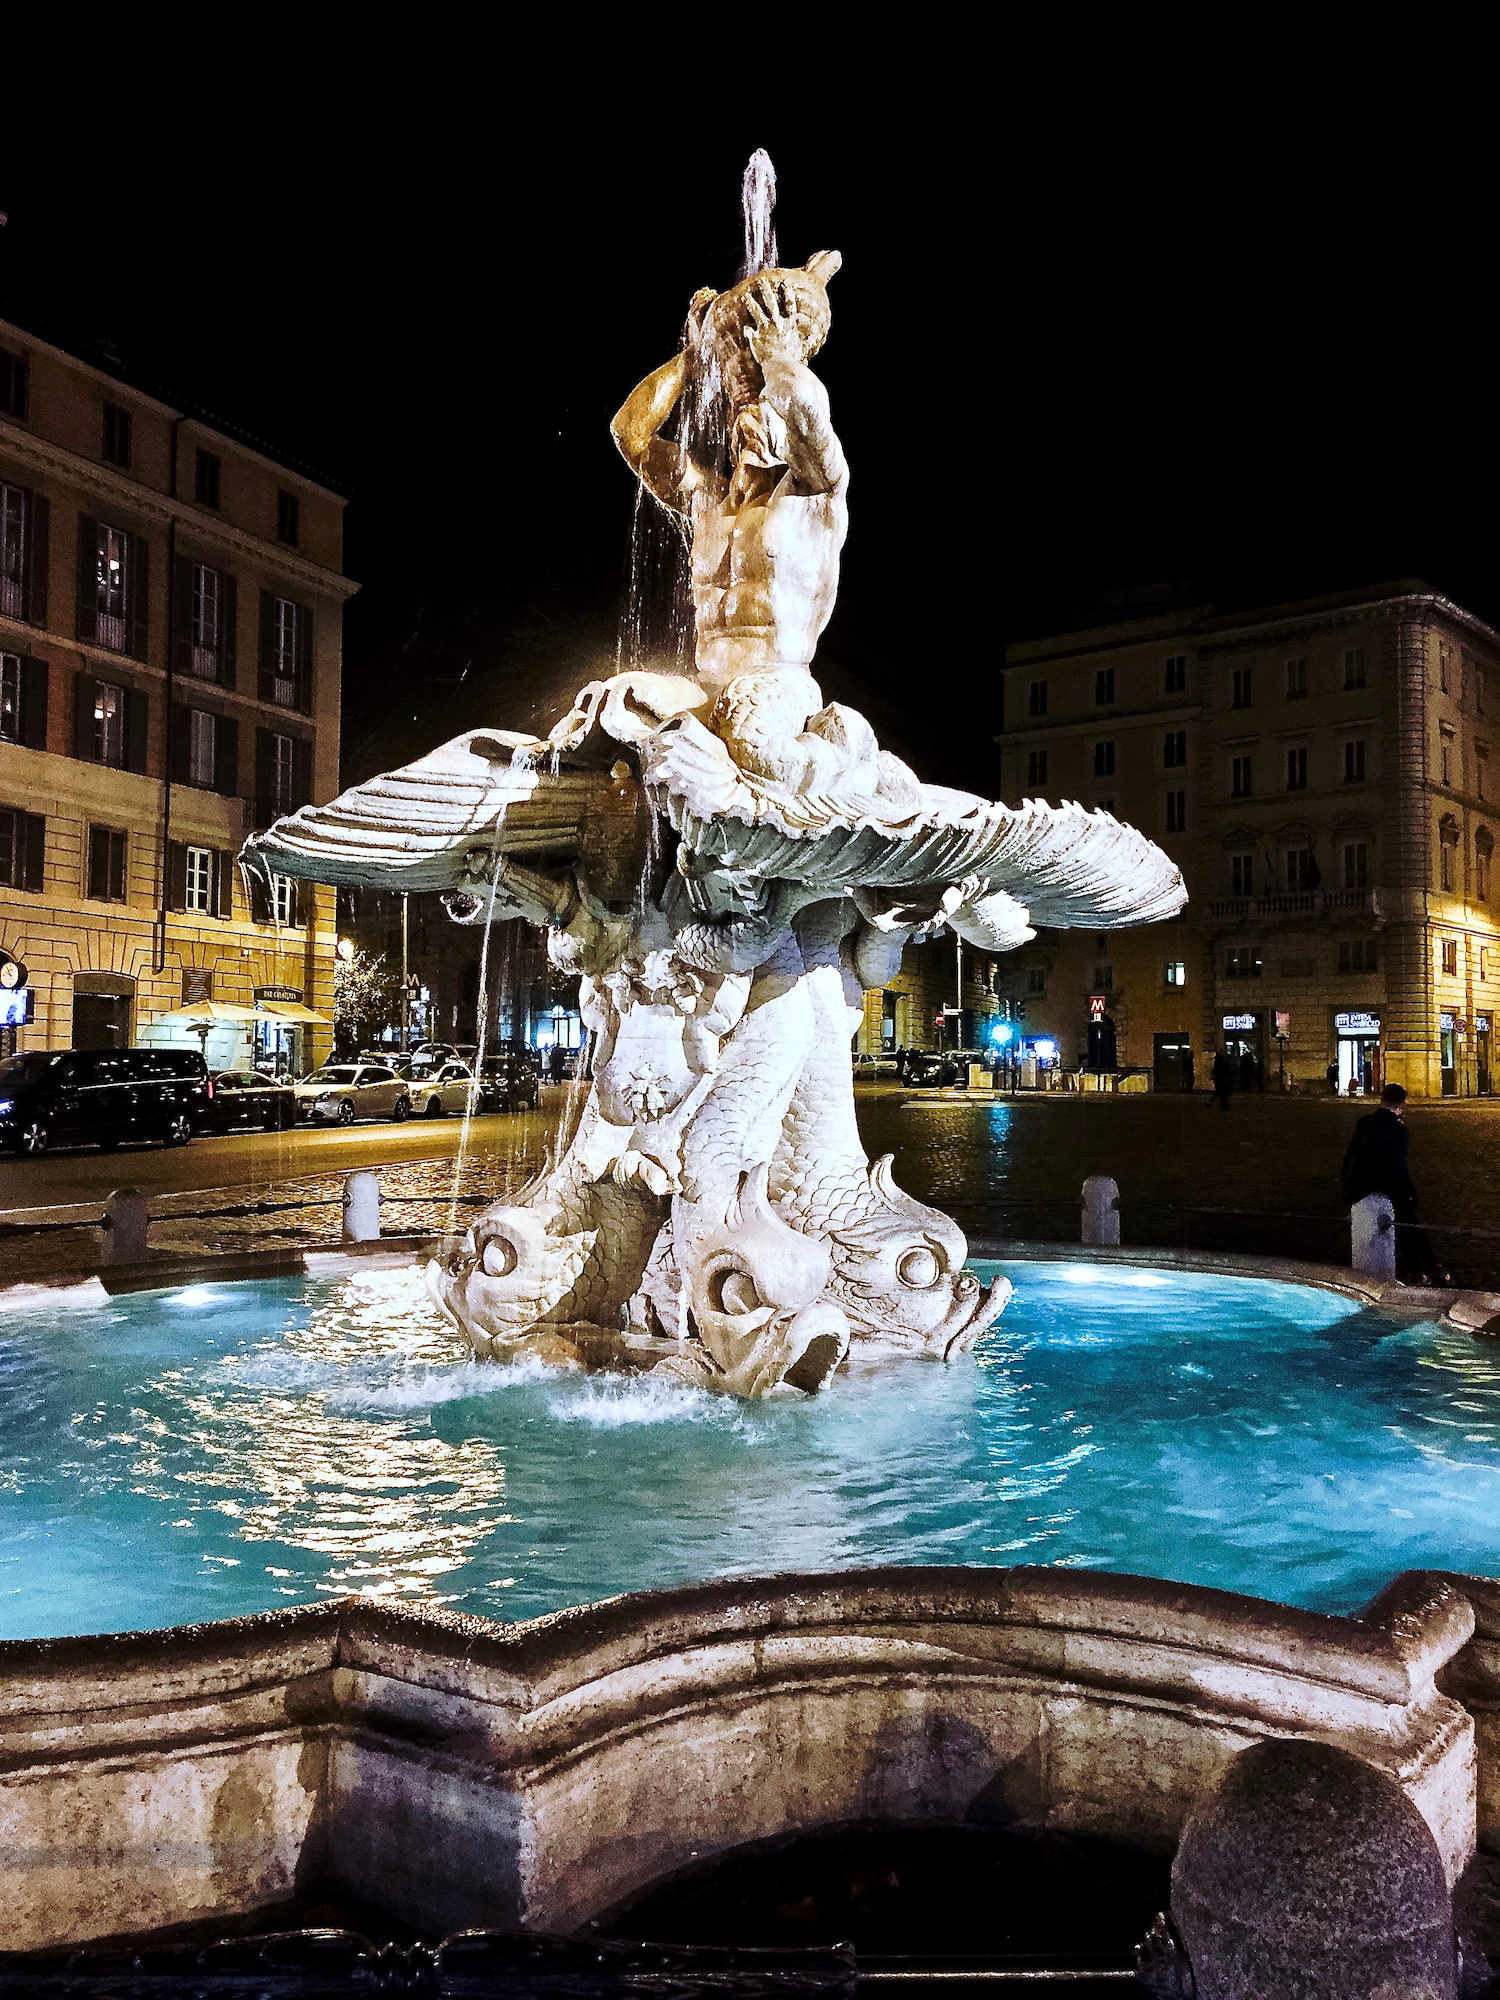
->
1221;1013;1256;1031
1274;1010;1291;1038
254;986;303;1005
1336;1011;1380;1035
1440;1012;1456;1032
1089;995;1108;1020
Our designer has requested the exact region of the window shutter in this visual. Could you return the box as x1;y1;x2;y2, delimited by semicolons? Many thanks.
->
172;555;194;676
75;515;98;642
258;589;275;701
25;491;48;627
109;830;127;903
167;841;188;913
125;685;149;774
128;535;149;661
296;599;313;711
293;734;313;809
19;812;45;893
249;865;273;924
73;670;96;761
214;712;239;798
19;656;48;750
214;848;235;920
254;727;275;827
169;701;191;784
220;572;237;689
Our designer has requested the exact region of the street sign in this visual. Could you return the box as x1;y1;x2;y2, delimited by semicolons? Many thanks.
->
1273;1010;1291;1039
1221;1013;1256;1031
933;1008;944;1026
1089;995;1107;1021
254;985;303;1004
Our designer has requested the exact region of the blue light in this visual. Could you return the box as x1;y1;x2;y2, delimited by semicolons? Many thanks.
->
990;1023;1013;1045
1034;1039;1058;1059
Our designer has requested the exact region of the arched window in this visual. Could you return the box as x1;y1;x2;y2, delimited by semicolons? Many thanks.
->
1440;815;1460;893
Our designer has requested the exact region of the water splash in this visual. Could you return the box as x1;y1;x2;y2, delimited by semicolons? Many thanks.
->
739;148;778;278
448;863;504;1236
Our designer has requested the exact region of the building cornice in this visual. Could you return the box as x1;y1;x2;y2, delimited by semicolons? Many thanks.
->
0;419;359;602
1199;593;1500;662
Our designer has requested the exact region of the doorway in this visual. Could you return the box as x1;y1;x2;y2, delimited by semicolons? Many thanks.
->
1153;1033;1192;1092
1479;1012;1493;1096
1337;1034;1380;1095
72;982;133;1050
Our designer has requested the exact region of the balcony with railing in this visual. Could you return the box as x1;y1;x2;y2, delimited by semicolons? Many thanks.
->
1207;888;1379;921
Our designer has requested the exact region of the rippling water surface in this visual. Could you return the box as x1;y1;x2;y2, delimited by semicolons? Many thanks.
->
1;1260;1491;1638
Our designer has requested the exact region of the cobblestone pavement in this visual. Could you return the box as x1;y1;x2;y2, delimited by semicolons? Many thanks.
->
4;1084;1499;1289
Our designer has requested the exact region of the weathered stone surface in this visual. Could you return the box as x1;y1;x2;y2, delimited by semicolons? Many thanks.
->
1172;1737;1457;1998
0;1566;1478;1950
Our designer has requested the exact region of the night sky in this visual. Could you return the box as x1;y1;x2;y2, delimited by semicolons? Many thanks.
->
3;71;1494;791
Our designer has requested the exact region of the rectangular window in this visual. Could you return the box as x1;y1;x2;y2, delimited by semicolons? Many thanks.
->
1344;646;1366;689
1285;847;1314;890
1232;755;1252;797
1094;667;1115;706
0;481;27;621
1339;940;1378;973
1164;654;1186;694
1092;964;1113;991
191;563;220;676
1226;946;1263;979
1344;842;1368;890
1478;845;1492;902
1029;679;1048;718
1232;667;1252;709
194;449;221;509
86;825;127;903
0;654;17;744
1165;789;1186;831
1441;838;1457;893
272;597;301;707
1027;749;1048;788
1440;647;1452;695
1231;852;1255;897
272;732;295;815
102;402;132;469
93;682;125;767
1093;740;1115;778
276;490;300;546
1286;747;1308;790
1163;960;1186;987
1164;729;1187;768
273;873;298;927
94;522;130;652
1285;657;1308;698
1095;797;1115;812
1479;670;1487;715
1441;938;1459;976
0;806;44;891
1441;730;1454;787
0;349;28;420
1344;739;1366;783
188;708;216;787
1479;751;1488;802
185;844;214;913
1026;966;1045;994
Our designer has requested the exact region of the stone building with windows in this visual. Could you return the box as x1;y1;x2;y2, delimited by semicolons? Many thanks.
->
0;317;354;1070
997;582;1500;1098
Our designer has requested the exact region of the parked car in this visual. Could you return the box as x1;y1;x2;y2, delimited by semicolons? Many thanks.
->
0;1048;209;1156
205;1069;297;1133
905;1049;991;1088
407;1042;460;1078
407;1060;480;1118
476;1052;541;1113
293;1062;411;1126
852;1052;901;1080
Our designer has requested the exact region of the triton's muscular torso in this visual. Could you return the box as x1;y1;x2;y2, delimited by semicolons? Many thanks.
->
688;460;848;690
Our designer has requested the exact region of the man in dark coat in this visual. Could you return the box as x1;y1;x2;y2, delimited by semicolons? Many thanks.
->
1239;1047;1259;1093
1326;1059;1340;1095
1211;1049;1234;1110
1182;1049;1196;1093
1340;1084;1447;1282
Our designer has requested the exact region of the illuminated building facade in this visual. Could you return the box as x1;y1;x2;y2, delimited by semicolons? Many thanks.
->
0;317;354;1069
996;583;1500;1097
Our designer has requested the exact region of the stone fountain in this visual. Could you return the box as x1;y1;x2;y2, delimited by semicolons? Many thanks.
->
245;155;1185;1398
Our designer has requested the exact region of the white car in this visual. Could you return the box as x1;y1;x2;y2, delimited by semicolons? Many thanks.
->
407;1060;480;1118
293;1063;411;1126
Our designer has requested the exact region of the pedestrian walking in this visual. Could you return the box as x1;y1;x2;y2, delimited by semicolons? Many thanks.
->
1182;1049;1196;1093
1239;1047;1259;1093
1326;1060;1339;1095
894;1045;908;1083
1211;1048;1234;1111
1339;1083;1449;1284
547;1043;566;1084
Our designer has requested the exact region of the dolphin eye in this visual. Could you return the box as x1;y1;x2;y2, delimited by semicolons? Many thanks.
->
897;1246;941;1289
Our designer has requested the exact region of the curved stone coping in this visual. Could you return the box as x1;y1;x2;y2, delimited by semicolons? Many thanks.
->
0;1564;1483;1950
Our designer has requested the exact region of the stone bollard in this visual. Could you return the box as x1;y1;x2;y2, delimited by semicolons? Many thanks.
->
342;1169;381;1243
1169;1738;1458;1999
1351;1192;1397;1280
1081;1176;1121;1246
101;1188;150;1264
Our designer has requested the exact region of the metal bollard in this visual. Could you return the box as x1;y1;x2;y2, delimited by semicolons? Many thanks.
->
1081;1176;1121;1247
1350;1193;1396;1280
102;1187;150;1264
342;1169;381;1243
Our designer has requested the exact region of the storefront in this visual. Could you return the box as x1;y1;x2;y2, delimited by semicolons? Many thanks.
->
1480;1011;1494;1096
253;988;331;1077
1440;1011;1460;1097
530;1002;582;1053
1334;1010;1381;1096
1220;1010;1266;1082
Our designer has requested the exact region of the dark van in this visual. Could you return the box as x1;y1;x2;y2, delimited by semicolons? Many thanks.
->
0;1049;210;1156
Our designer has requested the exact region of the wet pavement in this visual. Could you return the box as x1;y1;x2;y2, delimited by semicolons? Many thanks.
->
2;1083;1498;1289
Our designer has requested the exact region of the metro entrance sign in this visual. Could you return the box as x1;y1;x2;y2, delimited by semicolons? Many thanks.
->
1088;995;1107;1021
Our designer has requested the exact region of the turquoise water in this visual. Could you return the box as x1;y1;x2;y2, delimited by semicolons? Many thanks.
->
0;1260;1491;1639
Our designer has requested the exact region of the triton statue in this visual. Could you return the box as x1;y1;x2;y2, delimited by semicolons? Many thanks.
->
244;164;1186;1398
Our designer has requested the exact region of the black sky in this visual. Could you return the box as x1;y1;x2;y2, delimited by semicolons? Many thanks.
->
3;54;1496;788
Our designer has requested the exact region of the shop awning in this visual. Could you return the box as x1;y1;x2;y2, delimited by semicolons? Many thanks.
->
255;1001;332;1025
163;1002;263;1024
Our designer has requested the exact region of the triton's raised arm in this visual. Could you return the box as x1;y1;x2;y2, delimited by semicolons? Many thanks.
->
741;276;847;497
610;290;720;516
